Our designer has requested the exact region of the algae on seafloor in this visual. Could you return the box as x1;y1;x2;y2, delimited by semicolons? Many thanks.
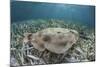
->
10;19;95;66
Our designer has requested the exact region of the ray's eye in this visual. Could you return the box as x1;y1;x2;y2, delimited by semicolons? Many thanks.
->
70;30;75;34
43;35;51;42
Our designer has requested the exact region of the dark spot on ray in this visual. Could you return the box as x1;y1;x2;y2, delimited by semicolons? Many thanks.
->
43;35;51;42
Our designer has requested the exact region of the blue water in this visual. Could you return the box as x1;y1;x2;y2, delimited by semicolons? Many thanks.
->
11;1;95;28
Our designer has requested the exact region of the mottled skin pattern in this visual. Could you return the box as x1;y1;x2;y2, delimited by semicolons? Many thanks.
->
23;28;79;54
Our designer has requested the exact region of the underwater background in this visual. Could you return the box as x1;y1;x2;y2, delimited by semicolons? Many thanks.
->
10;1;95;66
11;1;95;29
